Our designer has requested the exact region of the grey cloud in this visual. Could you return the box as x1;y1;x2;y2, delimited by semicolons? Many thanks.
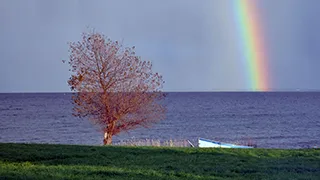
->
1;0;320;92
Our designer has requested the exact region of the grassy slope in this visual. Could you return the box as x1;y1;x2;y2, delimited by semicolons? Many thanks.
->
0;143;320;180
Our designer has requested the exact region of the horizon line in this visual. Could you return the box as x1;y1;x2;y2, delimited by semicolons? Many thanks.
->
0;90;320;93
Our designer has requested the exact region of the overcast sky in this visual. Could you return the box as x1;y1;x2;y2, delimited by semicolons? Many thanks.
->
1;0;320;92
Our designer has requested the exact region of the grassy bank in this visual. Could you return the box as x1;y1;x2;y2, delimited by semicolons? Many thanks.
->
0;143;319;179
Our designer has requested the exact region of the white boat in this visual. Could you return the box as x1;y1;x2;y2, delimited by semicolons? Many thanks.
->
198;138;254;148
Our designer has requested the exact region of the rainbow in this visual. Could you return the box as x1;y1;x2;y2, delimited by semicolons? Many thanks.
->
234;0;269;91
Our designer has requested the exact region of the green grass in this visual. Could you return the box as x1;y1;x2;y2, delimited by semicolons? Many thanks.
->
0;143;320;179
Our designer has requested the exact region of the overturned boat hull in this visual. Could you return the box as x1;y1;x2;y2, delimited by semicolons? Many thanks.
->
198;138;254;148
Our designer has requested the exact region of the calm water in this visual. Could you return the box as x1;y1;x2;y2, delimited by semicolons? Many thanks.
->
0;92;320;148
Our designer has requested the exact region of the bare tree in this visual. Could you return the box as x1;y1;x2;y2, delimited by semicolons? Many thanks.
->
63;31;166;145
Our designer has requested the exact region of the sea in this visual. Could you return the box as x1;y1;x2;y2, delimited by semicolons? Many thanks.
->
0;92;319;149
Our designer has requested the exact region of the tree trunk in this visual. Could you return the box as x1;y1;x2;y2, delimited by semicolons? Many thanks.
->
103;120;116;145
103;131;113;145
